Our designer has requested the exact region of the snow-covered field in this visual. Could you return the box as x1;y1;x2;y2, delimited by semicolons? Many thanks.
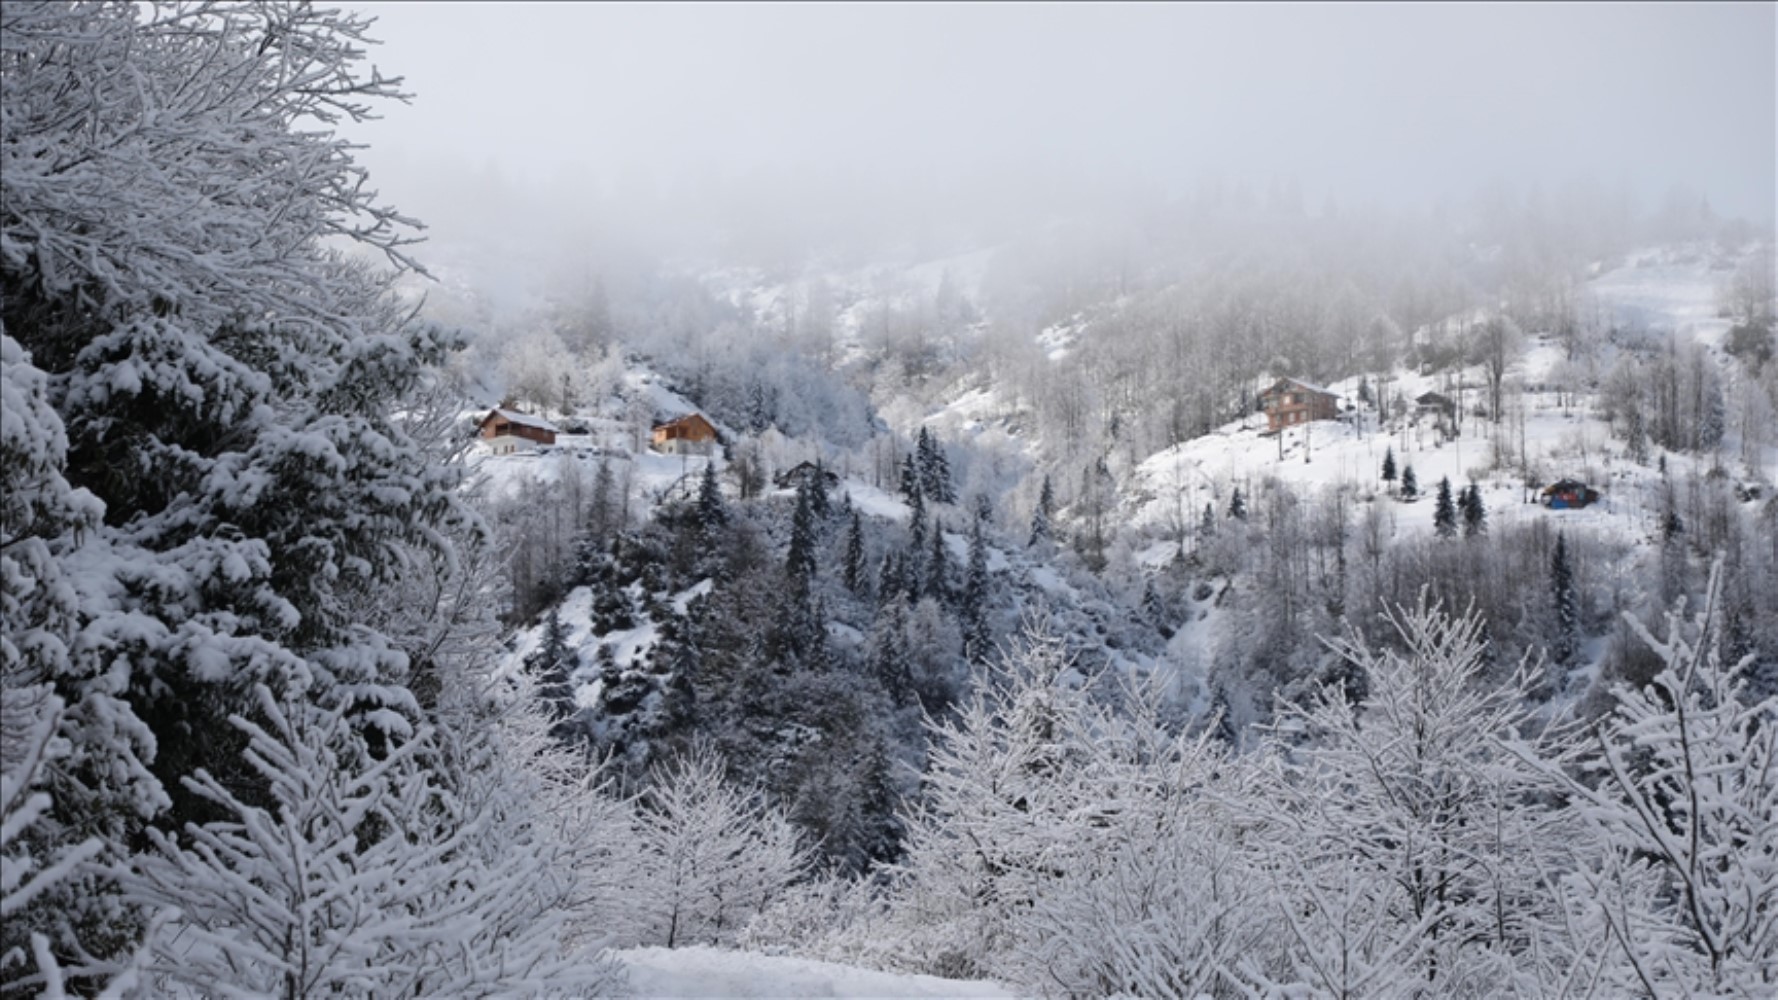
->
614;947;1012;999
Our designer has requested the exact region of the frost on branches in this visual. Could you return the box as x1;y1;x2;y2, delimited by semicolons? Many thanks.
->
1557;562;1778;997
0;1;597;989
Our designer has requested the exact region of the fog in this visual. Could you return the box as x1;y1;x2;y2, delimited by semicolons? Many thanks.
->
345;3;1774;272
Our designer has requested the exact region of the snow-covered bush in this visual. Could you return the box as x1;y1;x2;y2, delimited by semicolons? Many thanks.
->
884;623;1264;994
118;685;623;997
632;742;809;948
1557;562;1777;996
1241;595;1593;997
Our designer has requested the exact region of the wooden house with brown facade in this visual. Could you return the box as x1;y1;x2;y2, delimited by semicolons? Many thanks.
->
479;408;558;455
1259;378;1339;433
651;413;719;456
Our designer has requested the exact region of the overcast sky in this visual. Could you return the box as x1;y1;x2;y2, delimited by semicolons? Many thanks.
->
345;2;1775;254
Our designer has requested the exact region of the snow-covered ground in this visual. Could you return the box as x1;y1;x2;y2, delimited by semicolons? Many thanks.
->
613;947;1012;999
1126;244;1774;551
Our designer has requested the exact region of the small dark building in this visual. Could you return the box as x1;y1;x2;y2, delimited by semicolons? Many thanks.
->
1540;479;1601;509
775;461;840;491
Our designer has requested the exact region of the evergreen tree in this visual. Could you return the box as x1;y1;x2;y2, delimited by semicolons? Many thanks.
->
786;479;821;589
900;453;923;505
1029;475;1055;548
1381;446;1397;486
1551;531;1577;669
527;608;578;728
878;553;905;603
696;459;727;536
809;459;832;520
591;539;635;633
1461;483;1487;537
1141;580;1173;639
962;518;992;662
1434;477;1457;537
917;429;956;504
843;511;869;596
1228;486;1248;521
926;519;950;604
1400;465;1419;499
906;494;929;598
870;597;915;705
590;458;619;539
1200;502;1217;539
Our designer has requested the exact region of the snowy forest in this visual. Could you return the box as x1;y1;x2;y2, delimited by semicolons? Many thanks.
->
3;2;1775;997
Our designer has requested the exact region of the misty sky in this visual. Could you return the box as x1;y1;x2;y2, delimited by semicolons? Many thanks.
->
346;2;1775;250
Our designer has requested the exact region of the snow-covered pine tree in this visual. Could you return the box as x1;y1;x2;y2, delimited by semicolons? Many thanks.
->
961;519;993;663
1401;464;1419;498
2;2;478;978
527;608;580;739
697;458;728;536
1381;445;1397;486
1228;486;1248;521
843;511;870;596
1028;475;1055;548
926;519;951;604
900;453;924;505
1462;483;1487;537
786;478;821;587
1551;531;1578;670
1434;477;1458;536
918;428;957;504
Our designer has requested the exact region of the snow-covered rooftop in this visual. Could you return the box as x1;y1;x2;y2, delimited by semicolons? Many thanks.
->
485;408;559;433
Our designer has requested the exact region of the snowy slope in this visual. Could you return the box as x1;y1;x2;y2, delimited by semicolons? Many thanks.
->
1125;243;1774;552
614;946;1013;999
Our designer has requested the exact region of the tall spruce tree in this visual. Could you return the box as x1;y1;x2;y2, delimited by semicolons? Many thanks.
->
1381;446;1397;486
696;459;727;536
1029;475;1055;548
900;453;923;505
926;519;950;603
843;511;869;596
1434;477;1457;537
1551;531;1577;669
1401;464;1419;499
527;608;578;729
962;518;992;662
1461;484;1487;537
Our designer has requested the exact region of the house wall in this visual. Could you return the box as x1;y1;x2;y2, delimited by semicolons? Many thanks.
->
1262;393;1337;432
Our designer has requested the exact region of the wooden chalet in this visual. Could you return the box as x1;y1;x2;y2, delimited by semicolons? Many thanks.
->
775;461;840;491
1415;392;1456;419
651;412;718;456
1540;479;1601;509
478;408;558;455
1259;378;1339;433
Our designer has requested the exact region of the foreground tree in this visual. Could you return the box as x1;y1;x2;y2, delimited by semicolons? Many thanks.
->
116;685;624;996
634;744;809;948
1244;595;1592;997
1556;562;1777;996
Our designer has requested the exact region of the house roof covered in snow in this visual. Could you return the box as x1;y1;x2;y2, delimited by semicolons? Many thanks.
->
482;408;559;433
1261;377;1339;399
